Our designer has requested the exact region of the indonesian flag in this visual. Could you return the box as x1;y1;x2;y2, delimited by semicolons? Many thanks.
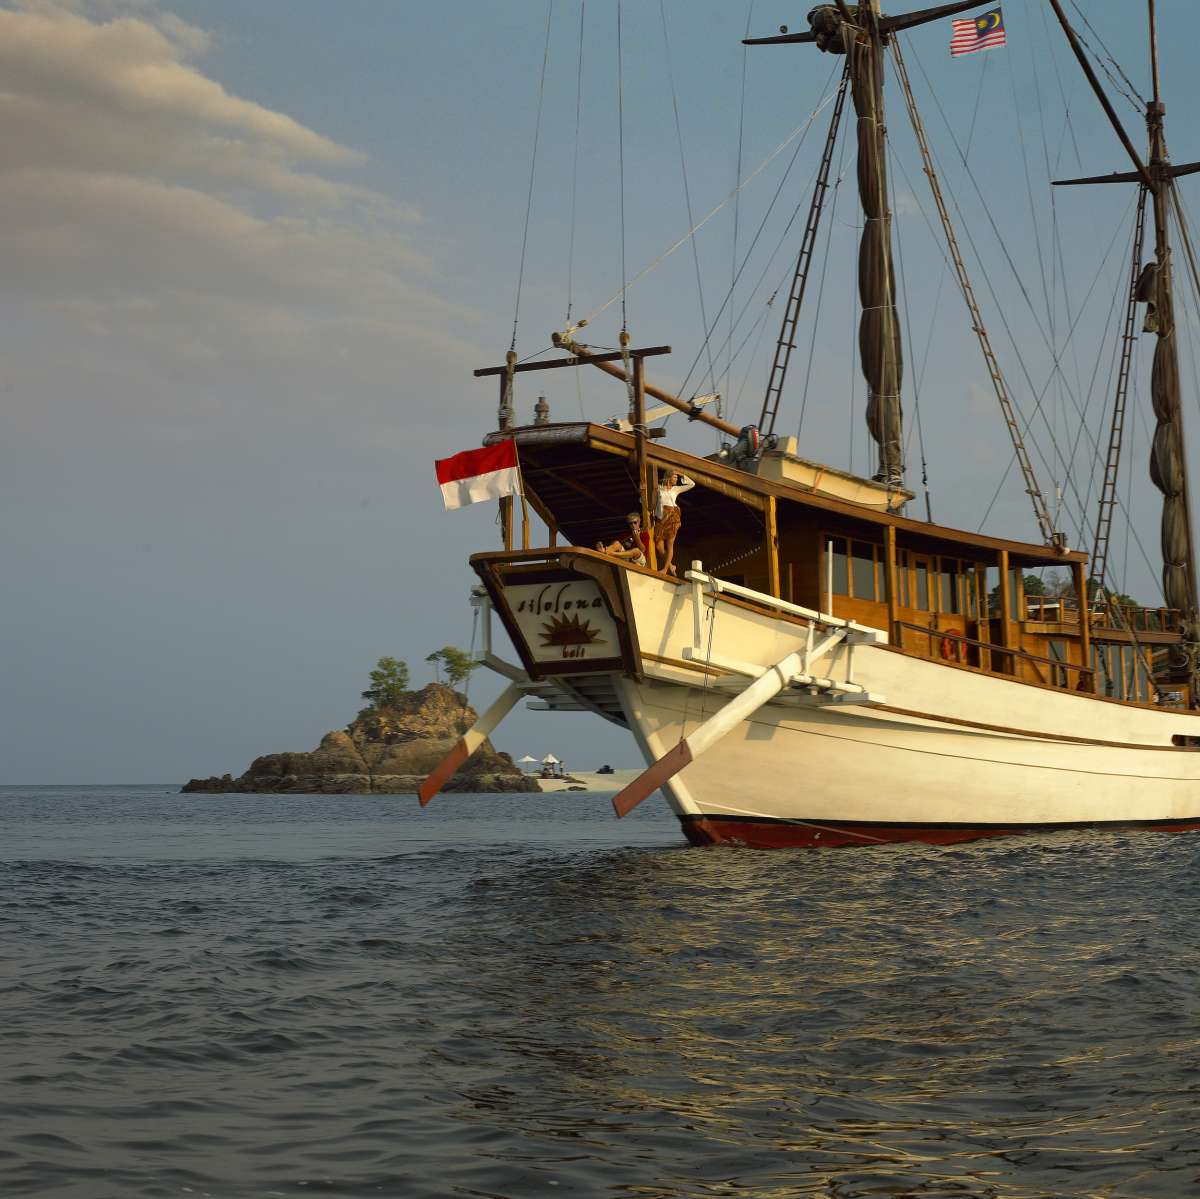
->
435;440;520;510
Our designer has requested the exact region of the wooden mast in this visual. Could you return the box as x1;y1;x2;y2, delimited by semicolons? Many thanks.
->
1144;0;1200;701
745;3;1000;487
1049;0;1200;703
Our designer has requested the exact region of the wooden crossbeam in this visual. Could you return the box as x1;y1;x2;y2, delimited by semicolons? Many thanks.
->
474;346;671;378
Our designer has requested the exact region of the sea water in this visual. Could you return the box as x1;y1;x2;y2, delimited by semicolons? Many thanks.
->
2;785;1199;1198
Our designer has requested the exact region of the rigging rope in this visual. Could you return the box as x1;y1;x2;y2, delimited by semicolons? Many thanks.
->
565;0;585;326
659;0;717;394
972;205;1133;544
798;133;849;442
511;0;555;353
907;41;1113;547
890;148;932;522
725;1;754;406
616;0;628;332
674;70;840;405
691;155;830;403
1065;0;1145;115
574;83;841;330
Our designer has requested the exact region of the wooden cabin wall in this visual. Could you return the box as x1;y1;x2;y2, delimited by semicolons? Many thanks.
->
778;516;821;607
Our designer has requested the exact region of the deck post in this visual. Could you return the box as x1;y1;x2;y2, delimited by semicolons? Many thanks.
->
631;354;657;569
975;560;991;671
498;373;513;549
997;549;1013;669
1074;558;1093;691
884;525;899;643
766;496;780;597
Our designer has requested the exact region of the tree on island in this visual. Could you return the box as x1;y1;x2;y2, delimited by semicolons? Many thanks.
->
426;646;479;688
361;656;410;710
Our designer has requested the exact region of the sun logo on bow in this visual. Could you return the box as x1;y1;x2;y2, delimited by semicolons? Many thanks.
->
539;613;605;648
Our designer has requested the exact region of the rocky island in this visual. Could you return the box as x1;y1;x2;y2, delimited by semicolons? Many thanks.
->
182;682;529;795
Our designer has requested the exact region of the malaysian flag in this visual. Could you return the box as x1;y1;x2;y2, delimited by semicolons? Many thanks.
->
951;7;1006;57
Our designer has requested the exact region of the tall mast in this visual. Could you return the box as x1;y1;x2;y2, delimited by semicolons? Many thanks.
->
1050;0;1200;702
746;1;991;486
1143;0;1200;696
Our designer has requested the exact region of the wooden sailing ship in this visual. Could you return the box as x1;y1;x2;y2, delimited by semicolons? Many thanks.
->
421;1;1200;847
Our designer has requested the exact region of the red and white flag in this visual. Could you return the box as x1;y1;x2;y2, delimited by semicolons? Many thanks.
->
435;440;520;510
951;7;1006;57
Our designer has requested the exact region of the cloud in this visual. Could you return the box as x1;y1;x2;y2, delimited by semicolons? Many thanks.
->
0;1;467;397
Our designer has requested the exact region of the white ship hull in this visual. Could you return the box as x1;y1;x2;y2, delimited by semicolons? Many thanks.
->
468;551;1200;848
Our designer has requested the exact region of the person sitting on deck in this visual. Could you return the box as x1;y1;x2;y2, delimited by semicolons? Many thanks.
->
653;471;694;576
596;511;649;567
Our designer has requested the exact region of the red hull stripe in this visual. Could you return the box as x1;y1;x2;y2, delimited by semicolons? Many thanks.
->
679;813;1200;849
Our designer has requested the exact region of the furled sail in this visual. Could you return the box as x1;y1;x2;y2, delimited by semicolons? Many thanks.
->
1146;214;1200;684
808;4;904;486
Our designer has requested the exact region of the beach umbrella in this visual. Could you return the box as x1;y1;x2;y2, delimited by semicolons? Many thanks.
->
542;753;559;764
517;755;538;764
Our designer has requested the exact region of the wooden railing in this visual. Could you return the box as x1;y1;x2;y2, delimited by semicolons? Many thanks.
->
895;621;1093;691
1019;596;1179;634
1090;604;1179;633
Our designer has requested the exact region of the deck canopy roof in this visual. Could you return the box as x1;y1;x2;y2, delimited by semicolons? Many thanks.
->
486;423;1086;570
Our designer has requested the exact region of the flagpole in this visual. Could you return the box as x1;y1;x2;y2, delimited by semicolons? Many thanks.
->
514;441;531;550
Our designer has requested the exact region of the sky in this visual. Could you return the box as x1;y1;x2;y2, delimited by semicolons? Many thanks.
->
3;0;1200;784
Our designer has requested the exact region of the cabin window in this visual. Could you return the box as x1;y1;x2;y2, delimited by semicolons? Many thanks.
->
938;560;961;615
825;537;884;603
1008;568;1023;621
915;560;930;611
826;537;850;598
896;550;909;606
851;542;880;601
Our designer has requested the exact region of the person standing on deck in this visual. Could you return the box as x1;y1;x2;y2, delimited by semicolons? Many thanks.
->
653;471;694;576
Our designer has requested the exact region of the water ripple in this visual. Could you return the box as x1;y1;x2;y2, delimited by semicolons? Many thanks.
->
3;788;1200;1196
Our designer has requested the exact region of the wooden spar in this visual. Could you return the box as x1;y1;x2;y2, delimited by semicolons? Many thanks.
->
475;345;672;376
552;332;742;438
1045;0;1154;192
418;682;524;807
